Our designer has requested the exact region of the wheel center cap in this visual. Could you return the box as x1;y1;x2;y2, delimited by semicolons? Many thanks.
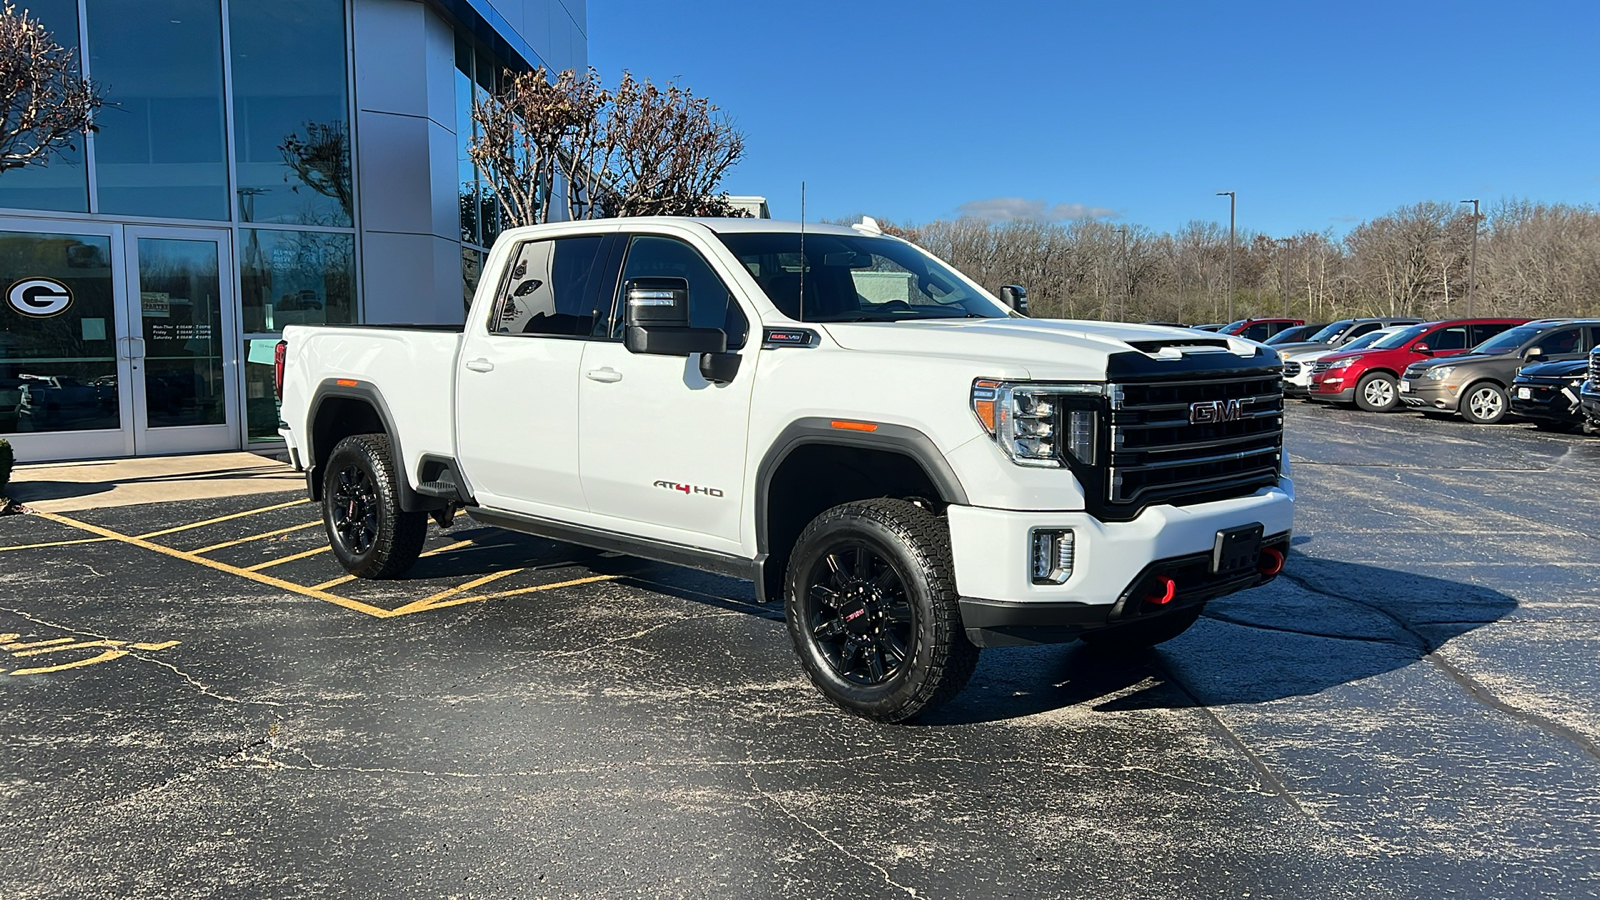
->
840;598;875;635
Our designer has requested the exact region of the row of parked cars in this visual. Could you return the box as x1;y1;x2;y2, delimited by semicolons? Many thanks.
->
1191;315;1600;433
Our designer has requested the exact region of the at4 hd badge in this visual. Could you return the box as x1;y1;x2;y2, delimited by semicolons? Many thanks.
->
7;277;73;318
654;480;724;498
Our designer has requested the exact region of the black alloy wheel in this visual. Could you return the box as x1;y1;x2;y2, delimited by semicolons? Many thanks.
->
805;542;916;686
322;433;427;578
785;499;978;723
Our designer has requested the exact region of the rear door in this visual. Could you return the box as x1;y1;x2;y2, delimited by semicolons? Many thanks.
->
576;232;759;553
454;231;619;516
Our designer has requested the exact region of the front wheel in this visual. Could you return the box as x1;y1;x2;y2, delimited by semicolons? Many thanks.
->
785;499;978;723
1355;372;1399;412
322;433;427;578
1461;383;1508;424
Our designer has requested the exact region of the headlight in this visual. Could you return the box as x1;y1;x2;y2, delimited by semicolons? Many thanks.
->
972;380;1102;468
1425;366;1456;381
1327;357;1355;370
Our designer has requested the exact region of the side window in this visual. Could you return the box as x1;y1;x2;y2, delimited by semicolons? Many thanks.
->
1470;322;1513;345
1429;326;1468;351
1533;327;1582;356
491;235;609;337
1242;323;1271;341
616;235;748;349
1346;322;1380;340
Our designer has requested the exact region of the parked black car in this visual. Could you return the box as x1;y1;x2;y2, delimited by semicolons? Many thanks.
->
1581;345;1600;433
1401;319;1600;424
1510;358;1591;432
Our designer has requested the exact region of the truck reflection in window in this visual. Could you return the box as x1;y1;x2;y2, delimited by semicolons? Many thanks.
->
494;236;607;336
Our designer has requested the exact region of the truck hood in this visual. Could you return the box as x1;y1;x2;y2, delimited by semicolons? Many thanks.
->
820;319;1265;380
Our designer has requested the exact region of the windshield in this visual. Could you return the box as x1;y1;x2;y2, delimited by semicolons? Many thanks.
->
717;232;1007;322
1371;325;1427;349
1342;329;1397;351
1264;325;1313;345
1307;320;1354;343
1472;324;1546;355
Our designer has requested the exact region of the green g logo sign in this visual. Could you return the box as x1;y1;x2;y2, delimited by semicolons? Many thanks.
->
7;278;73;317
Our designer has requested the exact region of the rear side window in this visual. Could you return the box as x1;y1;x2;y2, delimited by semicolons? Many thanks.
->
615;235;748;349
1345;322;1381;340
1241;323;1272;341
1428;326;1469;351
1469;322;1514;344
492;235;611;337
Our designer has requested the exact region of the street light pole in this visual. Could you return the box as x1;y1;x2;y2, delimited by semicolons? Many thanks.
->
1460;199;1479;318
1216;191;1235;322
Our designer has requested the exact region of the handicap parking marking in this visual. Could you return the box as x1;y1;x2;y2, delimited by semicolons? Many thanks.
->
0;631;181;677
31;508;619;620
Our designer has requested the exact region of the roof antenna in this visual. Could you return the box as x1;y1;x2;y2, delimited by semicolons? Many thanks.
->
797;182;806;323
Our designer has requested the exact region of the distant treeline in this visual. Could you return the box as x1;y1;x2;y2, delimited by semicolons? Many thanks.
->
869;199;1600;325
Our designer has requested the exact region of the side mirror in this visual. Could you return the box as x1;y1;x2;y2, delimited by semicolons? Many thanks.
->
1413;342;1432;356
999;284;1029;316
1524;346;1544;361
623;277;726;356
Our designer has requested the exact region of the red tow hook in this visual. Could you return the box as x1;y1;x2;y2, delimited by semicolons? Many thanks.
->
1258;547;1286;576
1145;575;1176;606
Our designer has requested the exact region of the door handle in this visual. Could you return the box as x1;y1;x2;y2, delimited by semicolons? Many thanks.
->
117;337;146;360
585;367;623;383
465;358;494;373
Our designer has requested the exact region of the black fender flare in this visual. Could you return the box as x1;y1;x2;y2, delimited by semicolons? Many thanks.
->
305;378;436;512
751;417;969;560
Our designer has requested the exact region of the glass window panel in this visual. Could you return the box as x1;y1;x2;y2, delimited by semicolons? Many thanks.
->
230;0;352;226
86;0;228;220
492;236;608;336
0;0;88;213
243;338;282;441
239;229;355;333
137;238;225;428
618;236;745;347
0;231;119;434
456;36;478;245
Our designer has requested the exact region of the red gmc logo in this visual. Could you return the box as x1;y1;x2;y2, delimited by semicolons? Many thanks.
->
1189;399;1245;425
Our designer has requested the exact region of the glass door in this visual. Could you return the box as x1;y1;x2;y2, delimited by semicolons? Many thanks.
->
123;226;240;455
0;221;133;462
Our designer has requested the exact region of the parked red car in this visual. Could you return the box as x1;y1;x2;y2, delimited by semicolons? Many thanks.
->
1218;317;1305;341
1308;318;1529;411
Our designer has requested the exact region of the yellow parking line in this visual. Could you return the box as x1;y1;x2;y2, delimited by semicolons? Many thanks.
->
244;545;330;571
0;536;112;553
33;511;395;619
192;520;321;554
134;499;310;540
461;574;618;604
308;538;476;590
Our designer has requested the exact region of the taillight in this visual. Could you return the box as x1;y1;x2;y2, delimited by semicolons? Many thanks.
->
273;340;288;400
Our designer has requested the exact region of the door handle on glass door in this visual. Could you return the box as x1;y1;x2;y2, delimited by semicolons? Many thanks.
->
585;367;623;383
465;358;494;373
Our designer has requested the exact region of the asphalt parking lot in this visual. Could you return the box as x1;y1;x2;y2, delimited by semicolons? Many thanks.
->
3;404;1599;899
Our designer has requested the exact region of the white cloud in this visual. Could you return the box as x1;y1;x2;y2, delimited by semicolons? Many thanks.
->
955;197;1119;223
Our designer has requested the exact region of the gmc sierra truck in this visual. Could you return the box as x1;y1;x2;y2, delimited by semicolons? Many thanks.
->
276;216;1294;722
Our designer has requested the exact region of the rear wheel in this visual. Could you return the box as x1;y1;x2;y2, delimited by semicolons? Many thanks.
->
785;498;978;723
1079;607;1204;653
322;433;427;578
1461;383;1508;424
1355;372;1399;412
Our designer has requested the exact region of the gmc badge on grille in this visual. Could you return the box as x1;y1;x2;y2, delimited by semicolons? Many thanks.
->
1190;398;1245;424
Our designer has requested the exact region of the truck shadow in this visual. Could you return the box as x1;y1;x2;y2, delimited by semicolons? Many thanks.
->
918;555;1519;726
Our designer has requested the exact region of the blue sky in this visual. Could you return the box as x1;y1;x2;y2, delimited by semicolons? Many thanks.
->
588;0;1600;237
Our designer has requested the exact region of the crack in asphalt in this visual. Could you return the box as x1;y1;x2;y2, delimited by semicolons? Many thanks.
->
745;771;923;899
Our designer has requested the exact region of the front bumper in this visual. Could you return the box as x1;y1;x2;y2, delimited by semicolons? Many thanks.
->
947;486;1294;646
1582;386;1600;424
1398;378;1458;411
1306;380;1355;403
1509;382;1584;424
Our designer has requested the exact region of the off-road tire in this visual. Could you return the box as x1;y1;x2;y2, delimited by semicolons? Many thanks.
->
785;498;979;723
322;433;427;579
1460;382;1508;425
1079;606;1204;653
1354;372;1399;412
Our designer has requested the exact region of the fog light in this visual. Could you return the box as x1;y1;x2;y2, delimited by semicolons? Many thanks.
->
1031;529;1074;585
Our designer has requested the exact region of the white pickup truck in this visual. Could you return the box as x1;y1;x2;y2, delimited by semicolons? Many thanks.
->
276;216;1294;722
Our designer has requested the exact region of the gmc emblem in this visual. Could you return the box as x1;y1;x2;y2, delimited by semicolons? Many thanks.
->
1189;399;1245;424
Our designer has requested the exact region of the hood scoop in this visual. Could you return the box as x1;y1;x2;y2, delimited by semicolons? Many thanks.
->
1124;338;1237;359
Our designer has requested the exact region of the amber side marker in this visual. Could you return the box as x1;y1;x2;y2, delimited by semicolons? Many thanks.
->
829;420;879;432
335;378;359;387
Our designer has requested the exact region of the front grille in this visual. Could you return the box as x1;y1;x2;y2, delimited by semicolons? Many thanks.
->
1405;364;1427;379
1095;371;1284;518
1282;360;1301;377
1590;350;1600;386
1310;361;1331;374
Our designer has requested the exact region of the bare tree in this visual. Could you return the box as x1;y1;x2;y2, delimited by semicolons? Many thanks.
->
470;66;747;227
0;2;99;174
278;121;353;221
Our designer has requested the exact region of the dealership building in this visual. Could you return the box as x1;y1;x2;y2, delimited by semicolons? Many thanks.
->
0;0;586;461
